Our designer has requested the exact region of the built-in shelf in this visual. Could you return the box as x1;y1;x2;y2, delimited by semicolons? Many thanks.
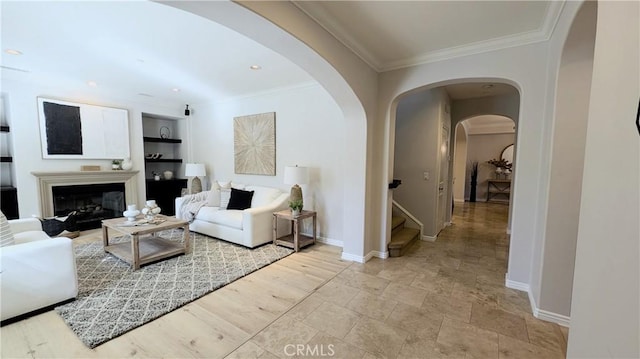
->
144;158;183;163
143;136;182;144
1;156;13;163
0;126;9;132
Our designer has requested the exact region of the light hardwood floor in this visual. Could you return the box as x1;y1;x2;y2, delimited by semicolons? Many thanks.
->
1;203;568;358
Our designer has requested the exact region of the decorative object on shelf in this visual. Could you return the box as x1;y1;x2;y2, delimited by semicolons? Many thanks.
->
185;163;206;194
141;200;161;220
487;158;512;179
284;165;309;210
152;171;161;181
121;157;133;171
111;159;122;170
145;153;163;160
289;199;303;217
163;170;173;180
123;204;140;222
184;104;190;117
81;165;101;171
234;112;275;175
159;126;170;139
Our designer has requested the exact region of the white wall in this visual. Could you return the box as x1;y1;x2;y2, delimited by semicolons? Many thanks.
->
453;124;467;202
539;1;596;319
190;84;345;243
2;79;185;218
568;1;640;357
393;88;449;237
464;133;515;202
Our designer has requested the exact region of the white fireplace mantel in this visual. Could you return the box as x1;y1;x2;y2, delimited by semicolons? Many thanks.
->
31;171;139;217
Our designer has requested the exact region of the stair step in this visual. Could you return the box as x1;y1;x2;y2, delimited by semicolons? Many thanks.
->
388;227;419;257
391;216;406;236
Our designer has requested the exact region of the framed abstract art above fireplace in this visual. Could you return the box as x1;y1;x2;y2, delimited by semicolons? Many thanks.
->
233;112;276;176
37;97;130;159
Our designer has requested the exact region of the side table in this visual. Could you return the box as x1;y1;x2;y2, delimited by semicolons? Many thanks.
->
273;209;316;252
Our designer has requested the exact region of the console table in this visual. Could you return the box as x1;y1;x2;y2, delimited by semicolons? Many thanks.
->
487;179;511;202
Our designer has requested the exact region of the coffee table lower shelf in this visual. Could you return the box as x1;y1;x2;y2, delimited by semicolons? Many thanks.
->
105;236;186;268
274;234;315;251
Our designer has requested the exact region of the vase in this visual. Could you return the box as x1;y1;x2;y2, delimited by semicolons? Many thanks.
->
142;200;161;221
291;209;301;217
121;157;133;171
163;170;173;180
123;204;140;222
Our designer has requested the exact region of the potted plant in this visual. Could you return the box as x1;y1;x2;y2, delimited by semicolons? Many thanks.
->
111;159;122;170
289;199;303;216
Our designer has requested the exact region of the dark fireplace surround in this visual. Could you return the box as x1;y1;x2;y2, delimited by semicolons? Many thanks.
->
32;171;139;230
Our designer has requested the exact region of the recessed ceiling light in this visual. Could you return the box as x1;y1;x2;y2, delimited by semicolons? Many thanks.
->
5;49;22;55
172;88;180;92
250;65;262;70
87;81;98;87
481;84;495;89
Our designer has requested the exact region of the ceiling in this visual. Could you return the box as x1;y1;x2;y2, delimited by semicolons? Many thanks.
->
1;1;559;107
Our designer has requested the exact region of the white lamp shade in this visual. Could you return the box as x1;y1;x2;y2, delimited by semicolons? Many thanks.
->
185;163;206;177
284;166;309;185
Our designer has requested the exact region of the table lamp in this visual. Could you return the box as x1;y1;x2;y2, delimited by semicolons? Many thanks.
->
185;163;206;194
284;165;309;209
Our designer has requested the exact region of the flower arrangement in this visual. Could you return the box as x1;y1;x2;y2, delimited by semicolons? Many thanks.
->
487;158;512;170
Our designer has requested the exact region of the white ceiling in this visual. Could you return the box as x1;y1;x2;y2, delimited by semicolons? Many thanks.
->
294;1;563;71
1;1;560;107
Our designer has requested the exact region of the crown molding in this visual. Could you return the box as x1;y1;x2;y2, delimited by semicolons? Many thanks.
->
295;1;565;73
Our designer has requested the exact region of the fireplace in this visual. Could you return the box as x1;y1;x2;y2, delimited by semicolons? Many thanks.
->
52;183;125;230
32;171;139;229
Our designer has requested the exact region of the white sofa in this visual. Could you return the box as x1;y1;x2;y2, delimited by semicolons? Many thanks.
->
175;184;290;248
0;218;78;323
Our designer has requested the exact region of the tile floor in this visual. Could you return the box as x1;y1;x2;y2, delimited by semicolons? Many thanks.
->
227;202;568;359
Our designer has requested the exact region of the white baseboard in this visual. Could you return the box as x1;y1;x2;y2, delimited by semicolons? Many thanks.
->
315;236;343;248
506;276;570;327
370;250;388;259
536;308;570;327
421;234;437;242
341;252;364;263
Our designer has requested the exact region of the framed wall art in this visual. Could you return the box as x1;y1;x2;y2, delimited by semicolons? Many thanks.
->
233;112;275;176
38;97;130;159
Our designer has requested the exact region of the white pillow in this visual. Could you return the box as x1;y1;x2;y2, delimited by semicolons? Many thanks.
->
207;181;233;207
0;211;15;247
220;188;231;209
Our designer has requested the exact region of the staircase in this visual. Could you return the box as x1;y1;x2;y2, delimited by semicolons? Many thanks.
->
388;216;420;257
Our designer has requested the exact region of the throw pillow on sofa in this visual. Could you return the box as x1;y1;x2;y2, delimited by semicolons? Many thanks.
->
226;188;255;210
0;211;14;247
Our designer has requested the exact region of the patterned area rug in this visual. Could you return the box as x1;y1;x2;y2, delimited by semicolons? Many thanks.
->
55;229;293;348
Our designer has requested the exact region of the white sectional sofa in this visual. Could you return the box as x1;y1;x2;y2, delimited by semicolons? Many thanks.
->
1;217;78;323
175;183;290;248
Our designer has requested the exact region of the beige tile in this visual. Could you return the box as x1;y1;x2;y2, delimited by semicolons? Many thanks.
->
282;294;324;322
314;278;360;306
411;271;456;296
422;292;473;323
225;340;266;359
344;317;409;359
302;332;366;359
451;281;499;308
336;269;391;296
524;315;564;354
437;267;477;286
470;302;528;342
303;301;361;339
376;268;419;286
381;282;428;308
345;290;398;321
497;287;532;316
385;302;444;341
398;335;465;359
252;317;318;358
498;334;564;359
436;317;499;359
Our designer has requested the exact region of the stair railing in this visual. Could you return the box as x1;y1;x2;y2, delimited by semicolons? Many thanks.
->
391;200;424;239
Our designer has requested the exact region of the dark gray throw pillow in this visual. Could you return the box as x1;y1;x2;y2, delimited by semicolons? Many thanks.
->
226;188;254;210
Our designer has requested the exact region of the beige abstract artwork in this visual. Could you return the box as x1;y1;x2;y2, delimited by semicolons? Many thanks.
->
234;112;276;176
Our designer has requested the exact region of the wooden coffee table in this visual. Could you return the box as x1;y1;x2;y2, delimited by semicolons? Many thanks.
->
101;215;190;270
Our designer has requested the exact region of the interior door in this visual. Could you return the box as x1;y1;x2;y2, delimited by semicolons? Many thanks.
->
437;125;450;232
